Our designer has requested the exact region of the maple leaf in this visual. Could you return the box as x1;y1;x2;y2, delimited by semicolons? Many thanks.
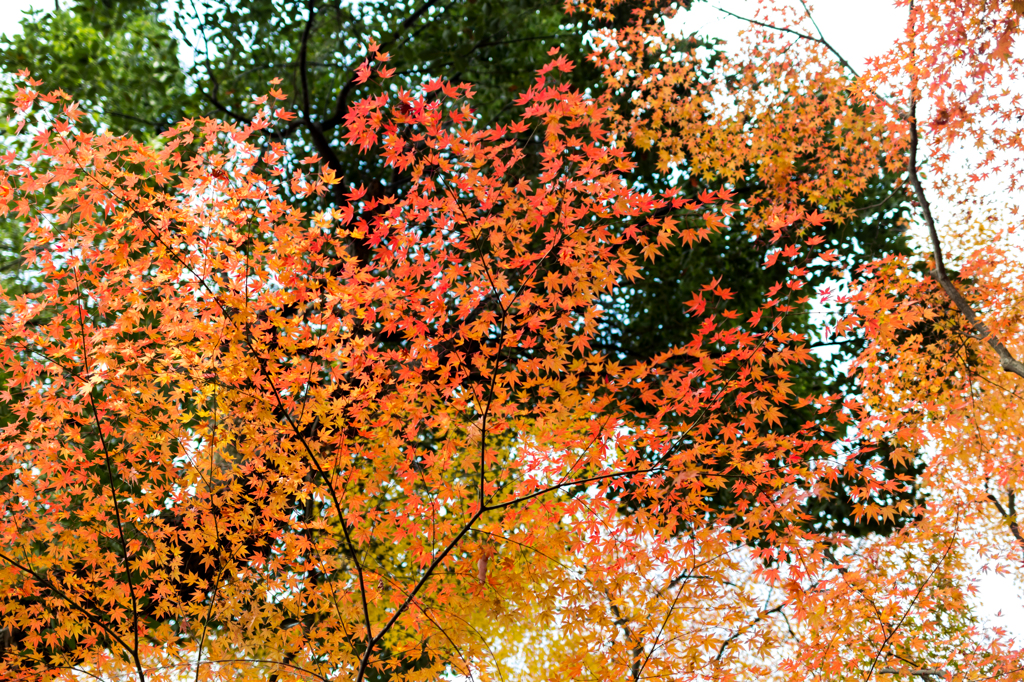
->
355;59;374;85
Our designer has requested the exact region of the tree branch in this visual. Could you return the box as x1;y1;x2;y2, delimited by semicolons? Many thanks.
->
320;0;447;133
0;551;137;671
712;3;896;109
356;509;483;682
715;605;784;662
907;99;1024;379
987;491;1024;551
299;0;317;119
74;270;146;682
713;5;859;78
267;388;376;658
879;668;945;679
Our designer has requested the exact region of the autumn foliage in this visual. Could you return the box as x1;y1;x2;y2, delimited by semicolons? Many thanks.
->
1;0;1024;681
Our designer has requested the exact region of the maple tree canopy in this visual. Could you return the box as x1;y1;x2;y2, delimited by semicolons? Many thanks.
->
0;0;1023;681
0;0;926;542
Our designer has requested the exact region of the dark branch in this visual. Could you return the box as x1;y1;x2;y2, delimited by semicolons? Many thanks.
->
907;99;1024;379
713;5;860;78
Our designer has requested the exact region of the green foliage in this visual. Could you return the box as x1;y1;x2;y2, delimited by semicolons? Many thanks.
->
1;1;190;136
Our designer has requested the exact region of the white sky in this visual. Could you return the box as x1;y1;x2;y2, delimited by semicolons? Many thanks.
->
0;0;42;40
1;0;1023;653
